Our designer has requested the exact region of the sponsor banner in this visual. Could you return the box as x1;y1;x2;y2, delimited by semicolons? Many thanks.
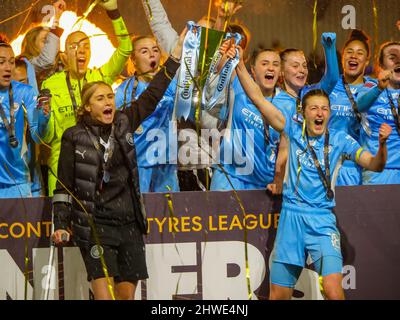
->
0;185;399;299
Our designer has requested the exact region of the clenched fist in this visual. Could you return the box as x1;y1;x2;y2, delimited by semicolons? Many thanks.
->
217;0;243;19
377;69;392;90
99;0;118;11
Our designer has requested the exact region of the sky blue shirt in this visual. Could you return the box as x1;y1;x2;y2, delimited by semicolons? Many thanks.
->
217;73;337;187
272;90;299;122
359;87;400;169
115;77;177;168
0;81;48;184
217;78;280;187
329;76;377;140
282;117;362;209
273;80;336;125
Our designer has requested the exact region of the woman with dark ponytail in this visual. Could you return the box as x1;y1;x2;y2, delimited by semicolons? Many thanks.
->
328;29;376;186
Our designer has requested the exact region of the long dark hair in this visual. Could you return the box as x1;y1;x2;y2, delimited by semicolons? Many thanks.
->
249;46;280;68
343;29;371;58
21;26;47;60
127;35;163;76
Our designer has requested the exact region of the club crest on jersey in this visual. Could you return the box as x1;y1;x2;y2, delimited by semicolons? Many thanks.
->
364;81;375;88
135;125;144;135
0;103;20;126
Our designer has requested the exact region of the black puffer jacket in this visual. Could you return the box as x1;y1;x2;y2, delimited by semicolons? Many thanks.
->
53;57;180;246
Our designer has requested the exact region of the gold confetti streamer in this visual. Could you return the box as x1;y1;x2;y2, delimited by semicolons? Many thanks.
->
372;0;379;61
0;0;40;26
145;0;153;21
312;0;318;68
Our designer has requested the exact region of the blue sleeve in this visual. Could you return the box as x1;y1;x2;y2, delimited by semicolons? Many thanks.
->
302;83;319;97
165;78;177;99
24;86;48;143
357;85;382;113
115;79;131;110
141;0;179;54
23;59;39;94
318;33;340;95
37;109;50;138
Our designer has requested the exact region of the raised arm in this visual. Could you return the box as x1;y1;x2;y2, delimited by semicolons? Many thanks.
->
356;123;391;171
267;133;288;195
357;69;391;112
23;85;49;143
214;0;243;31
234;48;285;133
99;0;133;83
30;0;65;73
141;0;179;54
40;79;56;143
318;32;340;95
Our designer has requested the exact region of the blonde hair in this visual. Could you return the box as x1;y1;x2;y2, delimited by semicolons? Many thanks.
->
77;81;112;121
21;26;48;60
127;35;165;75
